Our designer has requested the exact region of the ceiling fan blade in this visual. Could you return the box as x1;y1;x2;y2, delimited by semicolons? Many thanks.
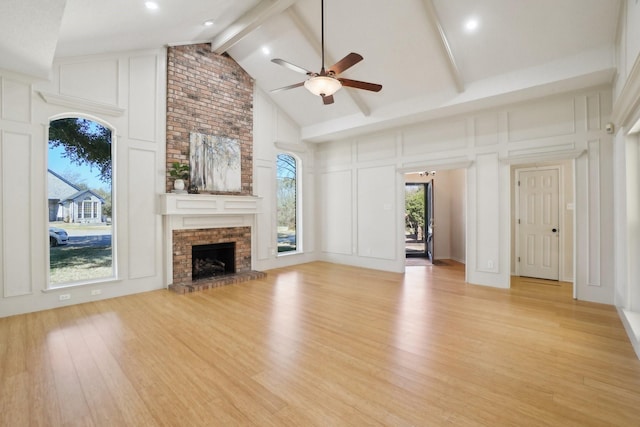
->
322;94;334;105
339;78;382;92
270;81;305;93
271;58;313;75
328;52;363;75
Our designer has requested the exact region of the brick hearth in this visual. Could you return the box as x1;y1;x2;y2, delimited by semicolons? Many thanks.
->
169;270;266;294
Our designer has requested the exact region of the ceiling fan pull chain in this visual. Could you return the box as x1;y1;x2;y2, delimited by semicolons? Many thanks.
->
321;0;325;73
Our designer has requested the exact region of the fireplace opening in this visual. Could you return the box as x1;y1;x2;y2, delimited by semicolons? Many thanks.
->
192;242;236;280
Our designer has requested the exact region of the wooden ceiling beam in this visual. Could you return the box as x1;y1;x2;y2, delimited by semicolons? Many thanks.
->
210;0;299;54
421;0;465;93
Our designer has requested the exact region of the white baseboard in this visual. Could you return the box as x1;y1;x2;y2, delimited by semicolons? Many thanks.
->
618;307;640;360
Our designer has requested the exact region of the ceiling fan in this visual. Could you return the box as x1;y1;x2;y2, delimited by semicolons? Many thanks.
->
270;0;382;105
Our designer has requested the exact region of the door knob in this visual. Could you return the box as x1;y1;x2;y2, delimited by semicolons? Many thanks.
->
552;228;558;233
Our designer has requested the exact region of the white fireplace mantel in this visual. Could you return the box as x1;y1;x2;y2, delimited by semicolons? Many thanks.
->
159;193;261;216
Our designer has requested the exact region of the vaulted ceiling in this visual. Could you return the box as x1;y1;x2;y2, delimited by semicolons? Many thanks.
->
0;0;621;142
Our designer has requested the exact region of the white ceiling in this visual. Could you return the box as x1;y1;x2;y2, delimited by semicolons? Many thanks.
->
0;0;621;142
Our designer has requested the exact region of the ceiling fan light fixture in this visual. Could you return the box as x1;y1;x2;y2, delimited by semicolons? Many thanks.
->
304;76;342;97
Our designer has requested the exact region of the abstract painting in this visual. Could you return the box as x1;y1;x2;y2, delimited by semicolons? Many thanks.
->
189;132;241;192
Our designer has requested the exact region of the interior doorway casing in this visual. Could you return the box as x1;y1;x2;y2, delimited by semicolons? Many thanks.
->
401;165;469;273
512;161;574;291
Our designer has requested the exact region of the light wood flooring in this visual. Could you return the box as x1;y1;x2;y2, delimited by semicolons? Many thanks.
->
2;261;640;426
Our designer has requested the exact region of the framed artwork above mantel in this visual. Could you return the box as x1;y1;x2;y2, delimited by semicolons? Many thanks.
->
189;132;241;193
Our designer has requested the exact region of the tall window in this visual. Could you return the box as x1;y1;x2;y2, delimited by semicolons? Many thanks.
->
47;117;114;286
277;153;298;254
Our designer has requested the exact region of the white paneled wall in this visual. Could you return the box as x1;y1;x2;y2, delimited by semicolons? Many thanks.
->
317;87;614;302
611;0;640;359
0;49;166;317
252;89;317;271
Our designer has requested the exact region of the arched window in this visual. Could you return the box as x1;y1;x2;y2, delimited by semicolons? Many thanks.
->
276;153;299;254
47;117;115;286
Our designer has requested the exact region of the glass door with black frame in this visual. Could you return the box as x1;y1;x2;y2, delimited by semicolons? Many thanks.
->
406;183;426;258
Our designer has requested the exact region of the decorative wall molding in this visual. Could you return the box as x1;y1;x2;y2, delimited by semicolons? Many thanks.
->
611;54;640;129
588;140;601;287
159;194;262;216
399;157;472;173
37;91;125;116
274;141;308;153
500;148;585;165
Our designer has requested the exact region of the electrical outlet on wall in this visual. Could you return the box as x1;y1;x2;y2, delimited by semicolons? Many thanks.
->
488;260;494;269
59;294;71;301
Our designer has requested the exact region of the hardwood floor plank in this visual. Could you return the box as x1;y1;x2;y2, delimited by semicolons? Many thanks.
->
2;261;640;426
25;312;64;426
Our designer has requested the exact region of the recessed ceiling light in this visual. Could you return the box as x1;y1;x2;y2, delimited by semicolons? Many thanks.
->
145;1;159;10
464;17;479;33
261;46;271;55
203;20;214;27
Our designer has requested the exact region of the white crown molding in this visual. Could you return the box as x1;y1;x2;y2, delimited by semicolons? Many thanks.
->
37;91;125;117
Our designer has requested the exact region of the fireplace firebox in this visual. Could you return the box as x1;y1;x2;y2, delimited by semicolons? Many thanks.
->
192;242;236;280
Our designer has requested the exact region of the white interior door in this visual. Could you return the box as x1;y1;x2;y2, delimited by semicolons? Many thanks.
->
517;168;560;280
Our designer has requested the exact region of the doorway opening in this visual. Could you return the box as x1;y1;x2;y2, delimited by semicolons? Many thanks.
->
404;169;466;268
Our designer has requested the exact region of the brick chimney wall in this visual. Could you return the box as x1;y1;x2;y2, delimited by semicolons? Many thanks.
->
166;44;254;194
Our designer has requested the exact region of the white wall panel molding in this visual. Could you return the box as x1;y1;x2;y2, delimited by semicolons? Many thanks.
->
356;132;397;163
587;139;602;287
402;118;467;156
38;91;125;117
475;152;500;274
316;140;353;169
399;156;472;173
357;165;396;260
128;148;157;280
59;59;120;106
502;145;584;165
320;170;353;255
1;131;33;297
0;48;170;317
474;112;499;147
586;93;602;131
1;77;32;123
128;55;158;142
507;97;576;143
255;164;274;261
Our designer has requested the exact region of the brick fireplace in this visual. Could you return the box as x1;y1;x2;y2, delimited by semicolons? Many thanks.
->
173;227;249;283
160;193;265;293
162;44;264;294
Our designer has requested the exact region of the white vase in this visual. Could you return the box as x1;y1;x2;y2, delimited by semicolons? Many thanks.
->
174;179;185;191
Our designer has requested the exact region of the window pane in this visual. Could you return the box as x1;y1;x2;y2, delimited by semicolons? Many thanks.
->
48;118;114;286
276;154;297;253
